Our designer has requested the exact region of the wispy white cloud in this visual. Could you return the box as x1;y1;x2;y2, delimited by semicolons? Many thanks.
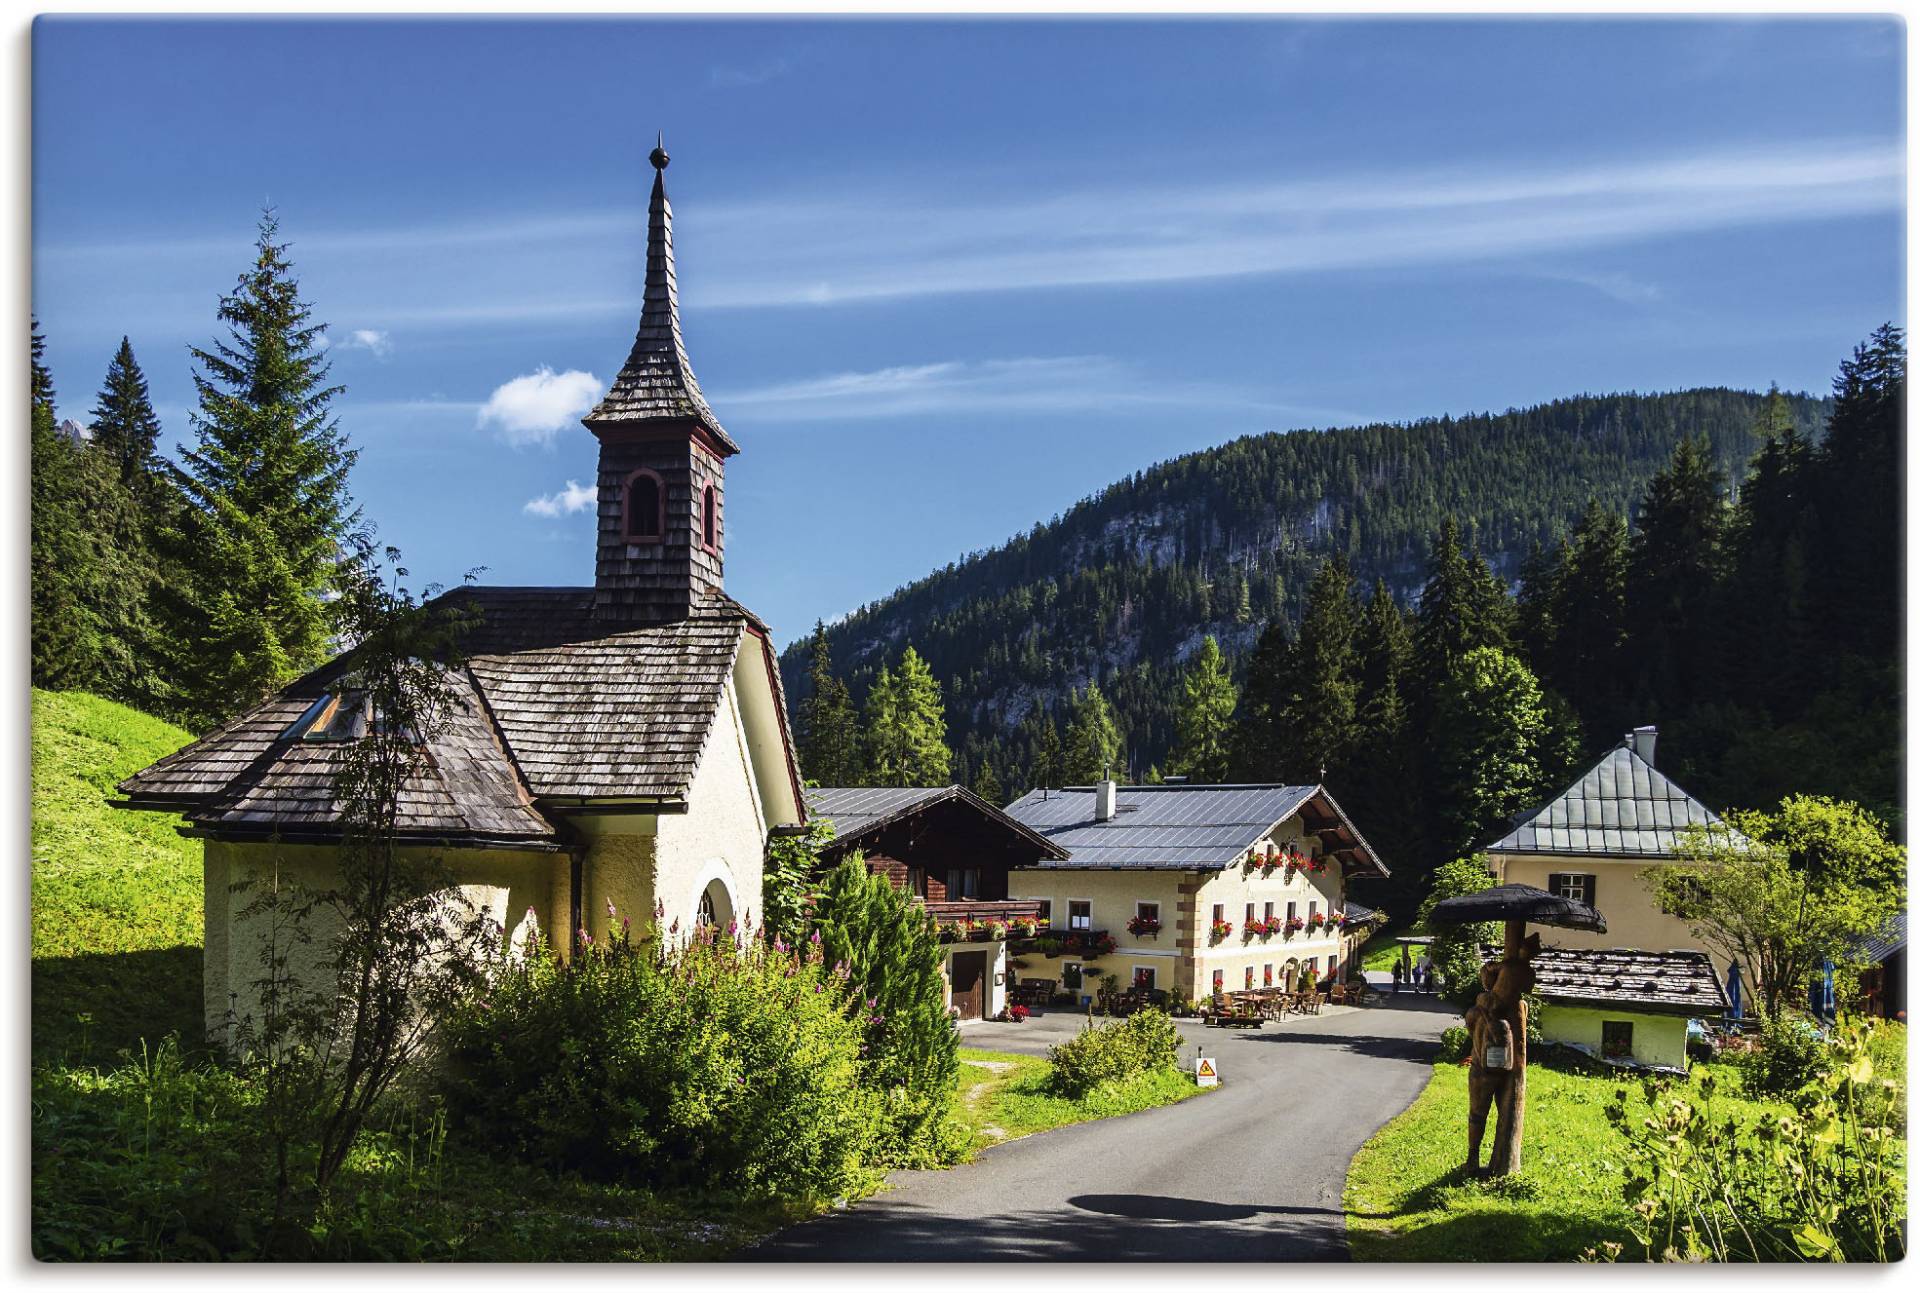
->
37;138;1903;330
523;479;598;518
1539;269;1664;305
713;355;1319;422
325;327;393;358
477;366;602;447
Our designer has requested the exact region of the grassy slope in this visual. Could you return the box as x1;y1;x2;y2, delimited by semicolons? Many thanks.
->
1344;1058;1787;1261
31;689;203;1065
954;1047;1206;1154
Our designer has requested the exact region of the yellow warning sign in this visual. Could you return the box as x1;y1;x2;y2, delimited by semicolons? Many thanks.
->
1195;1056;1220;1087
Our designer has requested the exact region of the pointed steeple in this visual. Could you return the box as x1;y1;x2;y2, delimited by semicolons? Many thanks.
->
584;134;738;455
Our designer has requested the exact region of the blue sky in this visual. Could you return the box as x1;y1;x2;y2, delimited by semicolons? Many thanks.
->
33;16;1905;647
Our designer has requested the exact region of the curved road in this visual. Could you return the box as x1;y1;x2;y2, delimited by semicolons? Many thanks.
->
754;988;1453;1262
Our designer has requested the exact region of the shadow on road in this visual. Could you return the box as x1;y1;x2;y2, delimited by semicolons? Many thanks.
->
1237;1027;1441;1062
752;1196;1350;1262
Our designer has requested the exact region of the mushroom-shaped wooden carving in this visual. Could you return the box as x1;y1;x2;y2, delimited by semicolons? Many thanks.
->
1429;883;1606;1177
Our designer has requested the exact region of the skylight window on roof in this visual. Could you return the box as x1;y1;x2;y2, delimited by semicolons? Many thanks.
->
283;690;368;743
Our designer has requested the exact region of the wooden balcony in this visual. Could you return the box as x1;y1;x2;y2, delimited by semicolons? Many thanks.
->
923;898;1048;926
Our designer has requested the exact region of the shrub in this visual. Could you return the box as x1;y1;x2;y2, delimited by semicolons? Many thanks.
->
1048;1008;1181;1098
440;922;880;1200
1598;1018;1904;1261
1435;1026;1471;1063
1736;1010;1830;1097
807;855;963;1166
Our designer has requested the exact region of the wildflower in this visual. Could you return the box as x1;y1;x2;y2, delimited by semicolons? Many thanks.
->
606;897;616;919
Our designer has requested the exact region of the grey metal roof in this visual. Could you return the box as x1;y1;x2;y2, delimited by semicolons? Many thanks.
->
583;145;738;453
1486;740;1722;858
1516;947;1731;1017
1003;783;1385;872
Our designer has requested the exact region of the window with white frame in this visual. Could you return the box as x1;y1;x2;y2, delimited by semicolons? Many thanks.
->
1547;873;1596;906
1068;900;1092;931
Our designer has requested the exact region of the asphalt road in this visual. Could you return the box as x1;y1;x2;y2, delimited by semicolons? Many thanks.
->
753;986;1454;1262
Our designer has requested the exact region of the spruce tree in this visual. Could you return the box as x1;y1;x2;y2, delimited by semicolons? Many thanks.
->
1544;499;1629;739
796;622;863;785
1031;707;1065;791
1170;635;1236;783
1412;516;1508;704
1280;555;1361;784
88;336;163;487
1810;324;1903;663
1062;682;1122;783
864;647;951;787
1228;620;1293;782
1349;580;1419;886
157;212;358;730
1626;436;1727;712
28;319;150;696
971;760;1004;806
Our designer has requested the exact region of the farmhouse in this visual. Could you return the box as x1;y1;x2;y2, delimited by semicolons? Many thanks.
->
113;141;806;1042
805;785;1067;1019
1485;726;1731;975
1002;781;1387;1004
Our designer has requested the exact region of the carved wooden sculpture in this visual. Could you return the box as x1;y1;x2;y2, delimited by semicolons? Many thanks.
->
1428;884;1606;1180
1462;926;1539;1175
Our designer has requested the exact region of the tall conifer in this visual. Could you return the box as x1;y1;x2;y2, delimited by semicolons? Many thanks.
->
1063;682;1122;783
158;212;359;729
1170;635;1237;783
864;647;951;787
796;622;863;785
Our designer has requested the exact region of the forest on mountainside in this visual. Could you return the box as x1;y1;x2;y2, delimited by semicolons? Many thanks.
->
785;355;1904;915
781;388;1828;780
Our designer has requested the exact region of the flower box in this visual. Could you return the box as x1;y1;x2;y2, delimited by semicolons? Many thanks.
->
1126;915;1162;938
1208;920;1234;944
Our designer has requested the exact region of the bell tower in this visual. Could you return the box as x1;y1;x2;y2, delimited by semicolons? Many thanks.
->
584;135;740;625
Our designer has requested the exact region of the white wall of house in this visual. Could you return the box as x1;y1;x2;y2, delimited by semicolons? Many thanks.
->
1537;1002;1691;1070
1008;810;1363;1002
1490;851;1728;978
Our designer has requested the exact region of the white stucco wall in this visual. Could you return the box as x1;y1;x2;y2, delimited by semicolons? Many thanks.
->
202;839;560;1049
650;677;769;938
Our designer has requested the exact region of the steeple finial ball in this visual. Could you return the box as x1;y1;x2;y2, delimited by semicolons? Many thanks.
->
649;131;670;171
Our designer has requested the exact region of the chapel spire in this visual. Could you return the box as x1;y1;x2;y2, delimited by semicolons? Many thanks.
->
582;133;738;455
587;135;734;626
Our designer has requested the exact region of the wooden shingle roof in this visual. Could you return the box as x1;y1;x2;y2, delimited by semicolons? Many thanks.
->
583;139;738;453
807;786;1069;861
1516;947;1731;1017
116;585;776;841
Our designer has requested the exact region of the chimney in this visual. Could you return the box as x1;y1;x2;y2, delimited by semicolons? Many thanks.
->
1093;779;1119;823
1627;725;1657;767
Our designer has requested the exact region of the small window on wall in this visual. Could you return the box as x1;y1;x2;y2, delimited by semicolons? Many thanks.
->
700;482;718;551
1308;900;1319;921
1136;901;1159;925
1133;967;1155;990
1327;956;1339;981
1245;901;1256;926
1549;873;1596;906
1602;1020;1634;1060
1034;898;1052;928
1286;901;1297;921
1211;969;1225;994
947;868;980;900
1244;966;1255;989
1263;901;1275;922
1211;903;1225;926
1263;964;1274;986
1069;900;1092;931
1062;962;1083;991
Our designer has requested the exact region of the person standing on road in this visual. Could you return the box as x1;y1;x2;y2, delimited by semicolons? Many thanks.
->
1391;959;1403;994
1416;950;1434;993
